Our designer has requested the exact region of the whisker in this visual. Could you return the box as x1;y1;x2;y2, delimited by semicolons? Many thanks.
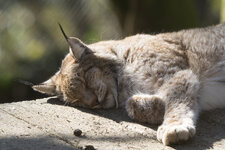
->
71;99;79;103
64;101;69;106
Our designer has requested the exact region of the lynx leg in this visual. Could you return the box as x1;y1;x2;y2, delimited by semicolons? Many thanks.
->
157;69;200;145
126;94;165;124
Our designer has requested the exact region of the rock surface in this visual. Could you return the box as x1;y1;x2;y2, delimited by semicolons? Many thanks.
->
0;97;225;150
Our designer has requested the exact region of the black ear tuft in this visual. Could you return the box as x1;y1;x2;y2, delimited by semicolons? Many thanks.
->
58;23;68;41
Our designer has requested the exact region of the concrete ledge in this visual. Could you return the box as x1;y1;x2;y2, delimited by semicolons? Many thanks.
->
0;97;225;150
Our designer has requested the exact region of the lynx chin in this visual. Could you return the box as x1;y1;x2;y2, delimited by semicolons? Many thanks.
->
33;23;225;146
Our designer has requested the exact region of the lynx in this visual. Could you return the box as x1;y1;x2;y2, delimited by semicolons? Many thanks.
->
33;23;225;145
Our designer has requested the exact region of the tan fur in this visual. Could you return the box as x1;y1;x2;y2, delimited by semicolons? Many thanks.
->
126;94;165;124
33;23;225;145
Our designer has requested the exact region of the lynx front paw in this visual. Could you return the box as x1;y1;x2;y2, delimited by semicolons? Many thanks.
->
126;94;165;124
157;121;195;146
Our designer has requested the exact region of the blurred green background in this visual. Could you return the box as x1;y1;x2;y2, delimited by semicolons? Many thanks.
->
0;0;223;103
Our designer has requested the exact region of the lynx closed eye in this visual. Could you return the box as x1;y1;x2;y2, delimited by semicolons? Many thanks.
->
33;23;225;146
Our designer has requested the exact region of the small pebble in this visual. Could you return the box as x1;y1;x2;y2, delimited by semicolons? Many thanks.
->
84;145;95;150
77;146;83;150
74;129;82;137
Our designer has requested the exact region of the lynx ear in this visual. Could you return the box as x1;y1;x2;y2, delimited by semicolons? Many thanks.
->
58;24;92;60
32;78;56;95
68;37;92;59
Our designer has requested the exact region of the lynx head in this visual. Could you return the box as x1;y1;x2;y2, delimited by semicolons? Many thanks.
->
33;24;119;109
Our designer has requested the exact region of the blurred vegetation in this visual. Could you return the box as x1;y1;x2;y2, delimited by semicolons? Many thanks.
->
0;0;222;103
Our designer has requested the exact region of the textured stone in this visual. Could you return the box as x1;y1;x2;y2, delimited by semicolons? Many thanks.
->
0;97;225;150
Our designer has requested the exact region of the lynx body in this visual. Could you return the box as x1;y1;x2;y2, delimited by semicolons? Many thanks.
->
33;23;225;145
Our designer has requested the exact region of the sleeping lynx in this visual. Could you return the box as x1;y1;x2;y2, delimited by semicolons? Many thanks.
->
33;23;225;145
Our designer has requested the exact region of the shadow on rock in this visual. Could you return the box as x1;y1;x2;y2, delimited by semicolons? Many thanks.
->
0;136;77;150
47;97;158;130
47;97;225;149
172;109;225;150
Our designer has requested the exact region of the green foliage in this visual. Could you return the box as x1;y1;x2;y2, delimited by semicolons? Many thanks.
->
0;0;221;102
0;0;122;102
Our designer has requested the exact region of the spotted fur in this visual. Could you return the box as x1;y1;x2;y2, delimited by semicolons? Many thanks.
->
33;23;225;145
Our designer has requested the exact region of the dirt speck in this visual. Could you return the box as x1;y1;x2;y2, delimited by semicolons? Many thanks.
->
74;129;82;137
84;145;96;150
